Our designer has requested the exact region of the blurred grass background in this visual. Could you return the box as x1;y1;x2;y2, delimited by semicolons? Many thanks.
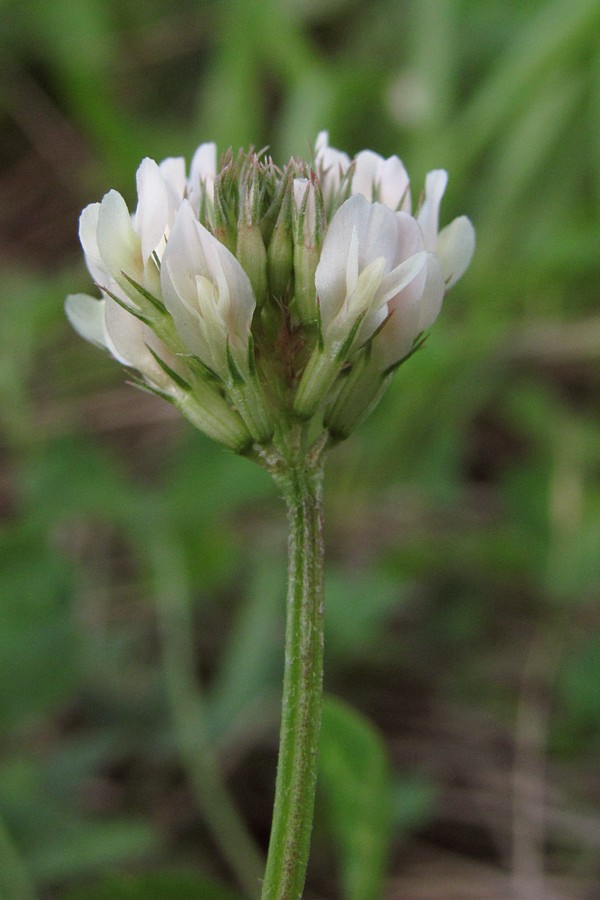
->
1;0;600;897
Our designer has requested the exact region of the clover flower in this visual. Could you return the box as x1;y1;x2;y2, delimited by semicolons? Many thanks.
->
65;131;475;900
66;133;474;453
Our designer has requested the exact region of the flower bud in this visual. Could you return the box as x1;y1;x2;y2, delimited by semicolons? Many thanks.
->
236;160;268;308
292;177;323;327
177;383;254;453
267;173;294;300
292;346;338;420
213;156;238;253
324;351;390;441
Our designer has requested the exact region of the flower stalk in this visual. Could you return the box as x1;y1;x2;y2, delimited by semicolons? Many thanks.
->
261;446;326;899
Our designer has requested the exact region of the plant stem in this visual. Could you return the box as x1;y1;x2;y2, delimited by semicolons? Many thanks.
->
261;454;325;899
148;527;264;899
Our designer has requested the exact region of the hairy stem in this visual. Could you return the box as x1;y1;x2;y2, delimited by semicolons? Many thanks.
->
261;455;325;899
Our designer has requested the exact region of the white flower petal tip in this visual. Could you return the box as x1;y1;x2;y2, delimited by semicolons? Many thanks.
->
190;142;217;182
95;189;141;281
352;150;411;211
65;294;108;349
135;157;170;265
78;203;101;260
437;215;476;289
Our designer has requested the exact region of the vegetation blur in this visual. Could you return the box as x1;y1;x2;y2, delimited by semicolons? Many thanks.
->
1;0;599;897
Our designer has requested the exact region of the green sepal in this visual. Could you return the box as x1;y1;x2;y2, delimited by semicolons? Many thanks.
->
121;272;167;313
197;188;211;230
99;284;152;325
316;304;325;353
226;339;246;385
184;354;224;386
292;174;323;246
247;333;257;379
126;375;175;404
213;156;238;253
262;165;295;246
334;310;367;363
146;346;191;391
266;172;295;299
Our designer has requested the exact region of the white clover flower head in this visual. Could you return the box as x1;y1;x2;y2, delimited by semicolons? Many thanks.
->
66;134;474;453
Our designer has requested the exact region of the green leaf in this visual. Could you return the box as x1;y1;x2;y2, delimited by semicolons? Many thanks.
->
62;870;244;900
319;695;392;900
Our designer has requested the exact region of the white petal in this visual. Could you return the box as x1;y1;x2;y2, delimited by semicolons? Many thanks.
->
314;131;351;206
315;196;366;326
366;251;428;353
377;251;427;306
162;200;209;303
188;142;217;213
65;294;108;349
378;155;411;211
376;253;446;367
161;203;212;360
103;298;144;366
417;254;445;331
189;142;217;185
96;189;142;283
104;299;183;390
161;201;256;373
78;203;106;283
343;255;386;321
392;211;426;264
158;156;187;198
377;292;422;364
135;158;171;265
316;196;423;330
197;221;256;348
352;151;384;201
350;150;411;212
315;131;330;154
417;169;448;250
345;226;359;297
436;215;476;289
